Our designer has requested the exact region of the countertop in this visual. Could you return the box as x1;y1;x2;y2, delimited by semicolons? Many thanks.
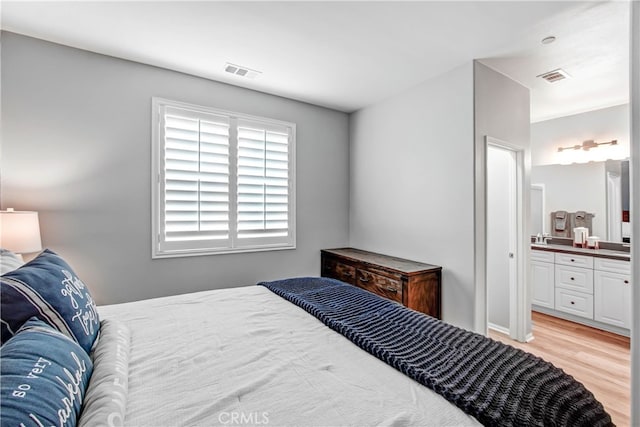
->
531;243;631;261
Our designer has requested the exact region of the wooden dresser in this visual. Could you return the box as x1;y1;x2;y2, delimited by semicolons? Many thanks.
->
321;248;442;319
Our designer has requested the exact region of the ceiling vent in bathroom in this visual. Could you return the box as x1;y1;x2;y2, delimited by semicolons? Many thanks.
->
537;68;571;83
224;62;261;79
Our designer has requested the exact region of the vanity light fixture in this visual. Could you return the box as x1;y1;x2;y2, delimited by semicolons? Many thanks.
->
557;139;618;152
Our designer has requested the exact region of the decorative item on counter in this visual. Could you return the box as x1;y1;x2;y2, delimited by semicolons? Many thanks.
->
586;236;600;249
573;227;588;248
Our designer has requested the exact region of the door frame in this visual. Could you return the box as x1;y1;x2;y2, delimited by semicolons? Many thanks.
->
605;171;622;242
531;184;546;235
477;136;529;342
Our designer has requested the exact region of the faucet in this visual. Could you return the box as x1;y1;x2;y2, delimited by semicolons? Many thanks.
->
535;233;552;245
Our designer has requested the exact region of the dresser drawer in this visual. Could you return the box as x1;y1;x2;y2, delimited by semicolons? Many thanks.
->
531;249;555;263
356;269;403;303
555;265;594;294
322;258;356;285
555;288;593;319
555;253;593;269
594;258;631;275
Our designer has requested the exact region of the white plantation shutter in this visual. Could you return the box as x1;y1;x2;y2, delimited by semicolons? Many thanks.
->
237;121;291;242
163;107;230;247
152;98;295;258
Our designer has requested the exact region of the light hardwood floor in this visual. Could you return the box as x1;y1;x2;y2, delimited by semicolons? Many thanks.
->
489;312;631;426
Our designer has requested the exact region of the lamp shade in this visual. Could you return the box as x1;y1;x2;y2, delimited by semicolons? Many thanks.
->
0;210;43;254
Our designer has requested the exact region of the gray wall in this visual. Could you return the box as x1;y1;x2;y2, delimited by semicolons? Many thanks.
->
473;61;531;336
349;62;476;329
0;32;350;305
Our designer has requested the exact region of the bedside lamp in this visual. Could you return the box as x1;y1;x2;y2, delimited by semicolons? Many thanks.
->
0;208;43;261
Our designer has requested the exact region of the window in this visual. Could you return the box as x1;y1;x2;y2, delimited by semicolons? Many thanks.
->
152;98;295;258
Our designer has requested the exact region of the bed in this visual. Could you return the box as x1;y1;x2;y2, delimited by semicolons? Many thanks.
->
1;249;612;427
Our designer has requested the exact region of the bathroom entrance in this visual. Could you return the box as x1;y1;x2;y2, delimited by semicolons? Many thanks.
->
486;139;527;341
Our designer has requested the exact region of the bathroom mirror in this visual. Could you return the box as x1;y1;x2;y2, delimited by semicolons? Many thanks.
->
530;159;630;243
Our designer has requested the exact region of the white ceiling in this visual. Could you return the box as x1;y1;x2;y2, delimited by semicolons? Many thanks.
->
0;1;630;122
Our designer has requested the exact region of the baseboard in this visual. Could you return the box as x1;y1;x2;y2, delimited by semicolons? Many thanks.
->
488;322;510;336
532;306;630;337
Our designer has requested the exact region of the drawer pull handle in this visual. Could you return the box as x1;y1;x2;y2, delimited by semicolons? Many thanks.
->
570;259;575;262
359;277;370;283
380;286;398;293
570;277;575;281
624;280;629;284
570;301;575;305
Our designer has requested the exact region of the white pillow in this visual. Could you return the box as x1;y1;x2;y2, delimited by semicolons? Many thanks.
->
0;249;24;275
78;319;130;427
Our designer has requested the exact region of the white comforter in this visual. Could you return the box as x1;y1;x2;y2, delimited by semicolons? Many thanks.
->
98;285;480;426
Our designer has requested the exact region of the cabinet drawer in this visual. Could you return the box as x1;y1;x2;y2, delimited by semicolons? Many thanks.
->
357;269;402;303
555;288;593;319
531;250;554;263
322;258;356;284
594;258;631;275
555;253;594;269
555;265;594;294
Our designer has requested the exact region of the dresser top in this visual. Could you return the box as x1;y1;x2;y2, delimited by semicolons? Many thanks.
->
321;248;441;275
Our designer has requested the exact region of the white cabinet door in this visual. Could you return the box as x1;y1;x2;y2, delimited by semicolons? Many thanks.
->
532;261;554;309
594;270;631;329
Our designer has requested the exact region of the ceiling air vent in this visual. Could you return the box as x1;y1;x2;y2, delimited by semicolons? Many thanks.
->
537;68;571;83
224;62;261;79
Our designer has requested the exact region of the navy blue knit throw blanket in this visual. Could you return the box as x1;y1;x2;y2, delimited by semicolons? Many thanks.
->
259;277;612;427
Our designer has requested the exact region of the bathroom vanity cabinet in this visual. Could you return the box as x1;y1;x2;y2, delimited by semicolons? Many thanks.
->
531;246;631;335
531;250;555;309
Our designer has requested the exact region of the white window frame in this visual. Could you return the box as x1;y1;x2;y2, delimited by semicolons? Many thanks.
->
152;98;296;258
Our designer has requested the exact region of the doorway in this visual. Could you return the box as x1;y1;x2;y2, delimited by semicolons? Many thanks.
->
485;137;527;341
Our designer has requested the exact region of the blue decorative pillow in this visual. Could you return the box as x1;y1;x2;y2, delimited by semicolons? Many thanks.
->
1;249;100;354
1;317;93;427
